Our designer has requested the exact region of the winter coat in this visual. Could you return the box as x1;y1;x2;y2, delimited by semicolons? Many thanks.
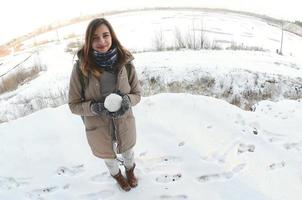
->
68;55;142;159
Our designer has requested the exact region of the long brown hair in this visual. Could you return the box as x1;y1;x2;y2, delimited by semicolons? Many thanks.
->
77;18;130;77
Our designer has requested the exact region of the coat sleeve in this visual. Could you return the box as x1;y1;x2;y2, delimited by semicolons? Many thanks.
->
127;62;142;107
68;63;95;116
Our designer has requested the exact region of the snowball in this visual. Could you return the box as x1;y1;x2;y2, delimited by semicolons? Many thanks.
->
104;93;123;112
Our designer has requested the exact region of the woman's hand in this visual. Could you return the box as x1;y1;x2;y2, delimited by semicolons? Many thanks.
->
90;102;111;116
110;91;131;118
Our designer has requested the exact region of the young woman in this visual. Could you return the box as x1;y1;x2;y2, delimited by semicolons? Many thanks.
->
68;18;141;191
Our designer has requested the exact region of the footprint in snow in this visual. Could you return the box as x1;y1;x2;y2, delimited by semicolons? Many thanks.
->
197;172;233;183
158;194;188;199
283;142;302;151
268;161;286;170
0;176;30;190
27;186;59;199
237;143;255;154
56;164;85;176
79;190;115;200
197;163;246;183
252;128;258;135
178;141;185;147
155;173;182;183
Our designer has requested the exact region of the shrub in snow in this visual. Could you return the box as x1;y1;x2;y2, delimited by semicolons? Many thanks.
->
104;93;122;112
153;29;166;51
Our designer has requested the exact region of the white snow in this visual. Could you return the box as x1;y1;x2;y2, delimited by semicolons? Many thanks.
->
1;0;301;44
17;9;302;58
1;45;301;122
104;93;123;112
0;6;302;200
0;94;301;199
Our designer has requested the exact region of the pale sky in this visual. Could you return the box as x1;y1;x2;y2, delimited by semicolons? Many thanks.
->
0;0;300;44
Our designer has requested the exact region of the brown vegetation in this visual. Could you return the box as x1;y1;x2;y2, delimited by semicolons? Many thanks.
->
0;64;45;95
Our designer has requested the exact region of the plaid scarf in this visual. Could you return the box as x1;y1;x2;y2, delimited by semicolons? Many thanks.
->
93;47;118;73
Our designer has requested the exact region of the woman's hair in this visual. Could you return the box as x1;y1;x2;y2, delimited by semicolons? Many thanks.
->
77;18;130;77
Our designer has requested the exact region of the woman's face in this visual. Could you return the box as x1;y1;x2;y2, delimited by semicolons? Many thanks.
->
92;24;112;53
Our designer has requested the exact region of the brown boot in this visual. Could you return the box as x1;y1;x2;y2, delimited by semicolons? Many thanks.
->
112;170;131;191
125;164;138;188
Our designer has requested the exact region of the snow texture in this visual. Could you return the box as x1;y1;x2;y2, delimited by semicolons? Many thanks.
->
0;94;302;199
104;93;122;112
0;7;302;200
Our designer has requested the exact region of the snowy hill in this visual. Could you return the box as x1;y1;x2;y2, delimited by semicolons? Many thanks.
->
0;93;301;199
1;9;302;123
1;46;302;122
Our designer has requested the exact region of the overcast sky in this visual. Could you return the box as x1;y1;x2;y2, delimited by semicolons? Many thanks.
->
0;0;300;44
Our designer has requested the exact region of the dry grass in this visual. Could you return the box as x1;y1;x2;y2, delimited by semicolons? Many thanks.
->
140;72;302;111
0;65;45;95
65;39;83;54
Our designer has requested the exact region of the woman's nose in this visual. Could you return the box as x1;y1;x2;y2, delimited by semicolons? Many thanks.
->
98;37;106;44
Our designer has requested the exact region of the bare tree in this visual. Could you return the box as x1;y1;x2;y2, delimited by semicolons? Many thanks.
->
174;27;185;49
192;19;196;49
279;21;284;55
153;29;165;51
199;19;205;49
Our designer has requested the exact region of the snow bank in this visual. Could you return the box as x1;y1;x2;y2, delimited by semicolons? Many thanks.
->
0;93;301;199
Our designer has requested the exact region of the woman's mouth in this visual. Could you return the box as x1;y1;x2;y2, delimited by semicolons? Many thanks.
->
97;46;107;49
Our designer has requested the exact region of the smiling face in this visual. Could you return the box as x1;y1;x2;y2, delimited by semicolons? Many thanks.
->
91;24;112;53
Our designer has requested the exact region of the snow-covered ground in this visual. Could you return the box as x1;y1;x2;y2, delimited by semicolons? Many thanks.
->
22;9;302;57
1;9;302;122
0;7;302;200
1;0;301;45
1;44;302;122
0;94;301;199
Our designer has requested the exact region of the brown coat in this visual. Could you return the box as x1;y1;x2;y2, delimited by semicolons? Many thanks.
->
68;56;142;159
